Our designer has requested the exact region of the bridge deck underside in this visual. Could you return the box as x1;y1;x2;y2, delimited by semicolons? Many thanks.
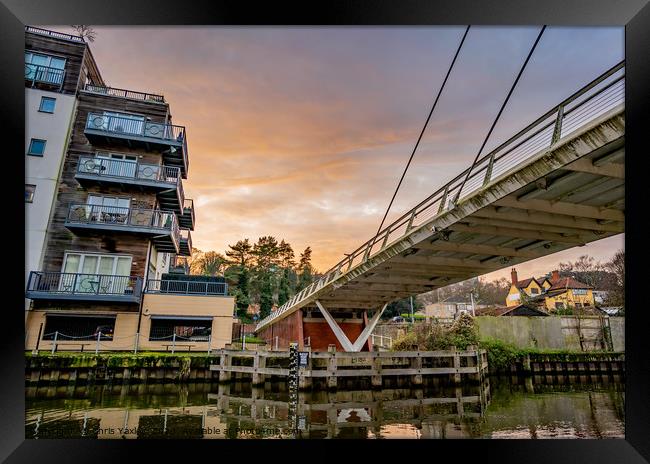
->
258;107;624;328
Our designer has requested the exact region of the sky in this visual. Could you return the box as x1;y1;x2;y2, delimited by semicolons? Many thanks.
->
55;25;624;281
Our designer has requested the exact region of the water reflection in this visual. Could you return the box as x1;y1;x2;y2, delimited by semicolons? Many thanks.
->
25;374;624;439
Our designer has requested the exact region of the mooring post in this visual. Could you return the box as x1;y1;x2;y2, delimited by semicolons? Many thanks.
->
326;351;338;390
171;333;176;354
95;331;101;355
133;332;139;354
252;352;266;385
219;350;231;383
371;352;382;389
411;352;423;386
452;346;461;384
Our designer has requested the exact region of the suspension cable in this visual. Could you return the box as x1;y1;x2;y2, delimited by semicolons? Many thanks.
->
375;25;471;236
454;25;546;204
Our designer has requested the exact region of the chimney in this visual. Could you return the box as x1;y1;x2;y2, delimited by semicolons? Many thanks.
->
511;268;518;285
551;270;560;282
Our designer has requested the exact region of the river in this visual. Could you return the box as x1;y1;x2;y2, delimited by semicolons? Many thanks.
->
25;374;624;439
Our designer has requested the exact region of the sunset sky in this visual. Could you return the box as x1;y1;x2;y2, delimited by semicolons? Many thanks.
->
56;25;624;281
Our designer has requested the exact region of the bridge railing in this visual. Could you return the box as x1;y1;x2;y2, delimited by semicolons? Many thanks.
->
256;61;625;331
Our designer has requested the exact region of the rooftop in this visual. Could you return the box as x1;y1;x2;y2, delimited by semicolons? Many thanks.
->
25;26;85;44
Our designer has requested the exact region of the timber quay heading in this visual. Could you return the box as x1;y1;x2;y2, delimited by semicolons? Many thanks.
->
209;348;488;389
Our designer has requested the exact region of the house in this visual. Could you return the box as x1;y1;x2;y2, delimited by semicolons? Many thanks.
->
24;27;235;352
505;268;596;313
424;298;488;320
543;271;596;312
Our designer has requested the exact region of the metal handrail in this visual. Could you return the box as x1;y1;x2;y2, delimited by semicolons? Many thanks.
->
83;84;165;103
256;61;626;331
26;271;142;297
66;204;180;241
182;199;195;224
85;112;186;143
77;156;181;185
180;229;193;252
25;63;66;89
145;279;228;295
25;26;85;43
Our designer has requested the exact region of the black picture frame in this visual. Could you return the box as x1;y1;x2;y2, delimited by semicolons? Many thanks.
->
2;0;648;461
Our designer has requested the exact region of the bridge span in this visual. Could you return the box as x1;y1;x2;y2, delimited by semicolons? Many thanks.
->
256;62;625;352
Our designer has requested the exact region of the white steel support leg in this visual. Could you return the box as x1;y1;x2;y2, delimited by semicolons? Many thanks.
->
315;300;354;351
351;304;387;352
315;301;387;352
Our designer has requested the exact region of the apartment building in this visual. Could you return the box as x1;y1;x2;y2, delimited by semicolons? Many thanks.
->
24;27;234;352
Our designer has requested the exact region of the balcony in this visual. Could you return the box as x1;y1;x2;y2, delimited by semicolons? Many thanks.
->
25;63;65;91
84;113;188;178
178;229;192;257
83;84;165;104
75;156;185;212
26;271;142;303
65;204;180;254
145;279;228;296
178;199;195;230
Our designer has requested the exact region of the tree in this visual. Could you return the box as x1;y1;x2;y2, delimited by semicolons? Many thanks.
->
71;25;96;42
297;247;314;290
194;251;227;276
604;249;624;307
225;239;253;267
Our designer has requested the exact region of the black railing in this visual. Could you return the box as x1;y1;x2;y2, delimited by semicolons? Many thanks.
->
85;112;186;144
77;156;181;186
83;84;165;103
145;279;228;296
25;64;65;89
26;271;142;298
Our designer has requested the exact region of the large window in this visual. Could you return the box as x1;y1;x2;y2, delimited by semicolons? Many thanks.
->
61;252;132;294
42;315;116;341
25;52;66;85
149;317;212;342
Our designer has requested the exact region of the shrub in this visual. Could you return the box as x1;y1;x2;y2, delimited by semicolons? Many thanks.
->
478;338;525;371
391;313;479;351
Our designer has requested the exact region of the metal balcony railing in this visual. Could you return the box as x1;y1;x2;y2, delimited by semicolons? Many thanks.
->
85;112;186;144
66;204;180;240
77;156;181;185
145;279;228;296
180;229;192;248
25;63;65;90
26;271;142;300
83;84;165;103
256;61;626;331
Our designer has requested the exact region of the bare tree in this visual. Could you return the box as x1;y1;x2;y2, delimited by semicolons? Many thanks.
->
71;25;96;42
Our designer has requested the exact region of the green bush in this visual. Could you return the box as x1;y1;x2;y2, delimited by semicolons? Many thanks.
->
478;338;526;371
400;313;426;320
391;313;478;351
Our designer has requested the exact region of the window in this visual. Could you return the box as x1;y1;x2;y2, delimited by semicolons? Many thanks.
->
85;194;131;223
61;252;133;294
38;97;56;113
42;315;116;341
530;288;539;295
25;184;36;203
149;317;212;342
27;138;46;156
555;302;565;310
573;289;588;295
25;52;66;85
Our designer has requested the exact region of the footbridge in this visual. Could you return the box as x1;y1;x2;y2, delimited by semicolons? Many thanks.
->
256;62;625;352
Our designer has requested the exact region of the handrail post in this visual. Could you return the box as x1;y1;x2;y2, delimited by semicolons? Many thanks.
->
171;333;176;354
406;210;417;232
483;153;495;186
551;104;565;145
72;273;78;295
95;331;101;354
438;186;449;214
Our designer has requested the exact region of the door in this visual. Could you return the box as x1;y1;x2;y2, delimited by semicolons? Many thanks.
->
96;153;137;178
103;111;144;135
61;253;133;294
